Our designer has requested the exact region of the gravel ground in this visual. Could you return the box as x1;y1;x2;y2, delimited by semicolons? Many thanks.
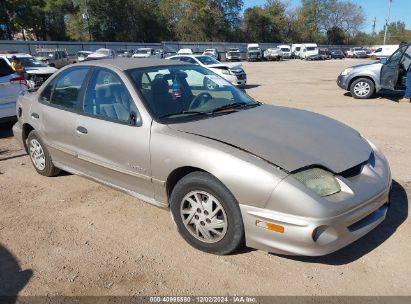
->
0;58;410;297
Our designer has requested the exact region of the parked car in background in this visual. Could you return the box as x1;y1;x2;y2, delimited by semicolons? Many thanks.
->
263;47;283;61
370;45;399;59
337;44;410;99
13;58;392;256
132;48;154;58
77;51;93;62
0;53;58;87
278;45;292;59
318;48;331;60
247;44;262;61
34;48;77;68
177;49;194;55
153;49;164;58
291;44;302;58
117;49;135;58
167;55;247;87
164;52;177;58
300;43;318;59
330;49;345;59
86;48;116;61
226;48;241;61
0;57;29;123
202;49;218;60
346;47;367;58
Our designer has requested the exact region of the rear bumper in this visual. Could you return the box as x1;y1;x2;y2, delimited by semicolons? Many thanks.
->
12;121;25;150
240;184;391;256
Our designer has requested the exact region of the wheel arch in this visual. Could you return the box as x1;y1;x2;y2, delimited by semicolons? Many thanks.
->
348;75;376;92
166;166;207;201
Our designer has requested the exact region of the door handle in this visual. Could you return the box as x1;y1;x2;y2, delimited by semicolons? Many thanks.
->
31;113;39;119
76;126;88;134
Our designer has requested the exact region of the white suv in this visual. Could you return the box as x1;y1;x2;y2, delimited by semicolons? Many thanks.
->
0;58;29;123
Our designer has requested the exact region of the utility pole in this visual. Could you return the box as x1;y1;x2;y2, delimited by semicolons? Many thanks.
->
83;0;92;41
383;0;393;45
372;17;376;36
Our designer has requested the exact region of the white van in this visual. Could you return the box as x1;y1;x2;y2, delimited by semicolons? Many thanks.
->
291;44;303;58
300;43;318;59
371;45;399;59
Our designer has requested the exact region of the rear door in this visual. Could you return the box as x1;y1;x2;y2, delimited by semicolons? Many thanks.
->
38;66;90;167
380;45;407;90
75;67;153;198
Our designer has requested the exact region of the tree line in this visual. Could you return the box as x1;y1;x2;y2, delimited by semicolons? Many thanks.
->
1;0;410;45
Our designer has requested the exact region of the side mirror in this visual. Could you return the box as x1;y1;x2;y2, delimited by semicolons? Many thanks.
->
380;57;387;64
128;111;142;127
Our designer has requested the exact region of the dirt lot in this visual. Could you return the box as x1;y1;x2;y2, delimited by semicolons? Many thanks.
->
0;58;410;296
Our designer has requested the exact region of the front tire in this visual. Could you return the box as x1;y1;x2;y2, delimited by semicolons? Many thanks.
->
170;172;244;255
350;78;375;99
27;130;60;177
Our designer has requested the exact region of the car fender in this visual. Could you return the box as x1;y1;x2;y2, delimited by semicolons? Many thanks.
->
149;122;288;209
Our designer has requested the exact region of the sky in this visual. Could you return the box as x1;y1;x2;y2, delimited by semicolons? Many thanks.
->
243;0;411;34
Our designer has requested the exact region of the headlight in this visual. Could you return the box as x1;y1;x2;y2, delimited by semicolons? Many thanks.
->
341;68;353;76
221;69;233;75
293;168;341;197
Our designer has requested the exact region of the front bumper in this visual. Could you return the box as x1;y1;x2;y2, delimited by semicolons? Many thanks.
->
240;185;391;256
337;74;350;90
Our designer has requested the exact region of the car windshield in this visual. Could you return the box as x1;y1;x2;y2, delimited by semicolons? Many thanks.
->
9;56;48;67
196;56;220;65
229;49;239;52
280;48;290;52
36;52;54;58
306;47;317;51
127;65;257;123
249;47;259;51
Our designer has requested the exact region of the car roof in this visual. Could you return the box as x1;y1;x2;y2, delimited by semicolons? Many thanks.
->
75;58;190;71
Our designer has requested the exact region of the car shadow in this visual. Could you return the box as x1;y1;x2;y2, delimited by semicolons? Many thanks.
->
273;180;408;265
0;122;14;139
0;243;32;303
343;90;407;102
243;84;260;90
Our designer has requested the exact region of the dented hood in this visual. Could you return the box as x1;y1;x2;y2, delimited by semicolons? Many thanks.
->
170;105;372;173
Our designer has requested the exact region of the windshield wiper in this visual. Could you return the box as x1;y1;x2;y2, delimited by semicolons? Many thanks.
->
158;110;212;119
212;102;260;113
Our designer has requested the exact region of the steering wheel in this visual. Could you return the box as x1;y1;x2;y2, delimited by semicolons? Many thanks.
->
189;92;213;110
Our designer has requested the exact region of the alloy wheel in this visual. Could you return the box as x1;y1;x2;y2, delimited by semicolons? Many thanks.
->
353;81;371;97
29;139;46;171
180;190;228;243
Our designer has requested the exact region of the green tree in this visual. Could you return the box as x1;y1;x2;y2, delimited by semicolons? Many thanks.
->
326;26;346;44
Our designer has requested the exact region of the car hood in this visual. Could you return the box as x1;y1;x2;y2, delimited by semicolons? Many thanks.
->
169;105;372;173
352;62;382;70
25;66;57;74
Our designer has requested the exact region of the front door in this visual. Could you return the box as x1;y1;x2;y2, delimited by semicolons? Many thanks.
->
380;45;408;90
75;67;153;199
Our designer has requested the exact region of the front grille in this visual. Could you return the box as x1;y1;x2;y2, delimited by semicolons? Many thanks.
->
348;203;389;232
29;74;52;87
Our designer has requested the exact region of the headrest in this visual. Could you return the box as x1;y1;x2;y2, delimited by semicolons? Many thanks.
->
96;85;110;99
151;77;169;95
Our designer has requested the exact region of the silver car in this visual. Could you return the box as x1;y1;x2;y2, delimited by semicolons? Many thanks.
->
13;59;392;256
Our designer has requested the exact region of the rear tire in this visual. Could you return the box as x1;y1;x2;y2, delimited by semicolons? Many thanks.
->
27;130;61;177
350;78;375;99
170;172;244;255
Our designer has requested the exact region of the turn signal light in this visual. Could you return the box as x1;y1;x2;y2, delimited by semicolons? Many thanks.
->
255;220;284;233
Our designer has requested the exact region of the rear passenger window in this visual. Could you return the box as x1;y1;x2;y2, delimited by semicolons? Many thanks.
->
48;68;89;109
83;68;134;123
